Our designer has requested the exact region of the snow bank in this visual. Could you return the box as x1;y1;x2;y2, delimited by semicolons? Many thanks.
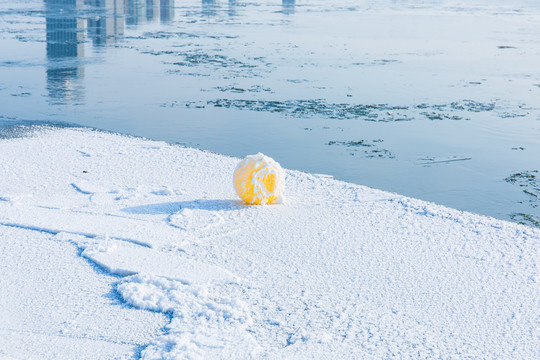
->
117;274;260;359
0;127;538;359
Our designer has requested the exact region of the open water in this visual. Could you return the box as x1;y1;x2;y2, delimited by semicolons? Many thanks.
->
1;0;539;226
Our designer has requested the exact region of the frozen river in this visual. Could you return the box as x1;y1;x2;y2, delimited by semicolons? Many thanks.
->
1;0;539;227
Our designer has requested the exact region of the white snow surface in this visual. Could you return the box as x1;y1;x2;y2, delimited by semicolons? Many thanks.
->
0;127;538;359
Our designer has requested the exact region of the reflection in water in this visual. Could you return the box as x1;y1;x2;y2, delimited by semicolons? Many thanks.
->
86;0;125;46
202;0;218;17
125;0;175;24
282;0;295;15
160;0;175;23
228;0;237;17
46;0;86;104
124;0;146;25
201;0;241;18
147;0;160;22
45;0;175;105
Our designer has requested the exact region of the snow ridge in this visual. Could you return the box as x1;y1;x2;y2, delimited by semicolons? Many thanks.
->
117;274;260;359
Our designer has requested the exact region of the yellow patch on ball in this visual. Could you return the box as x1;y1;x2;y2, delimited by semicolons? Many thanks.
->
233;153;284;205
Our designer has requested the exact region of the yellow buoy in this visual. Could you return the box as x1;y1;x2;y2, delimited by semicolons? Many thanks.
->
233;153;284;205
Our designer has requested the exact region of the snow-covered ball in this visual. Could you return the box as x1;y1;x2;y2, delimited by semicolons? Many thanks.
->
233;153;284;205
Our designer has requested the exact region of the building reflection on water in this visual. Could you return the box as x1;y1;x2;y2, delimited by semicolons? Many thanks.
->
228;0;237;17
86;0;125;46
201;0;246;18
201;0;217;17
282;0;295;15
45;0;175;105
124;0;175;25
45;0;86;104
160;0;175;23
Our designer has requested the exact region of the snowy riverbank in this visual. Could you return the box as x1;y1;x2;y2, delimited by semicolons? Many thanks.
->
0;127;538;359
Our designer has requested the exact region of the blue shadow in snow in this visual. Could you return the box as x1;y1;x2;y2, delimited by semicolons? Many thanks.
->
122;199;244;215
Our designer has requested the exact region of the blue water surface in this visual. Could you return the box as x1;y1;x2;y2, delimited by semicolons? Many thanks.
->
0;0;539;227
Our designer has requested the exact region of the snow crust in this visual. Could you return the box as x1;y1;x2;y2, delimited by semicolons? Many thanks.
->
117;274;260;359
0;127;538;359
